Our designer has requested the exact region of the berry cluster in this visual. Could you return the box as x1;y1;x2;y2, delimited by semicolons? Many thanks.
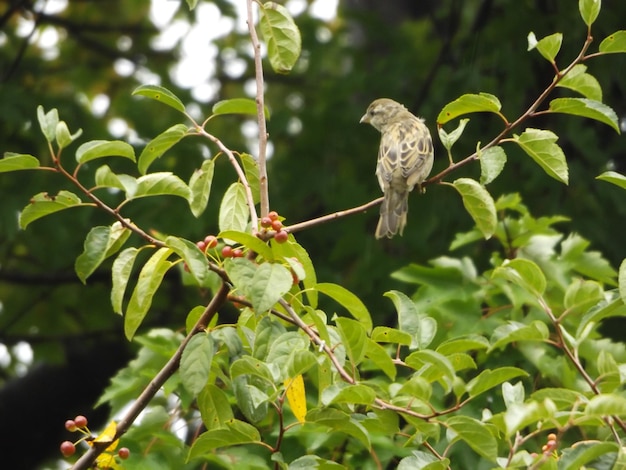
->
541;432;558;456
260;210;289;243
60;415;130;462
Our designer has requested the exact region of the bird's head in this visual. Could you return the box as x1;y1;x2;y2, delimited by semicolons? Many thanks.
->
360;98;407;132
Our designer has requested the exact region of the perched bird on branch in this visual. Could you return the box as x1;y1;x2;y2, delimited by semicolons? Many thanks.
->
360;98;434;239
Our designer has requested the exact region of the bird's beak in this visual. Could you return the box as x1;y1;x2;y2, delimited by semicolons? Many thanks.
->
359;113;369;124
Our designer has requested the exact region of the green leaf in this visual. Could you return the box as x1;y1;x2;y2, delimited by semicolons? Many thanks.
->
452;178;497;239
233;375;269;423
530;388;586;410
188;419;261;459
384;290;436;349
212;98;270;120
564;279;604;317
111;247;139;315
165;236;208;285
198;384;234;431
224;257;257;297
435;335;490;355
579;0;601;26
549;98;619;133
0;153;40;172
265;332;308;369
513;128;569;184
316;283;372;333
180;333;214;395
94;165;136;193
559;442;619;470
218;230;273;261
492;258;547;297
437;93;502;125
399;452;450;470
479;146;507;185
188;159;215;217
586;394;626;417
437;118;469;151
285;349;318;378
247;262;293;313
557;64;602;101
37;106;59;143
335;316;368;365
130;172;190;200
597;170;626;190
271;239;318;308
185;0;198;11
55;121;82;149
365;339;396;380
371;326;412;346
259;2;302;74
503;400;556;436
75;222;131;284
19;191;87;229
599;30;626;54
240;153;261;205
124;247;174;340
137;124;188;174
405;350;456;387
466;367;528;398
75;140;136;164
502;381;525;409
132;84;186;113
489;320;550;351
330;384;376;406
306;409;371;450
445;415;497;461
219;182;250;233
527;32;563;63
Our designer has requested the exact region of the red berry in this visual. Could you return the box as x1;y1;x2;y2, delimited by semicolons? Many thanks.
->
260;217;272;228
118;447;130;460
222;246;233;258
204;235;218;248
196;240;207;252
271;220;283;231
274;230;288;243
60;441;76;457
547;433;557;441
232;248;243;258
74;415;88;428
268;211;279;221
65;420;77;432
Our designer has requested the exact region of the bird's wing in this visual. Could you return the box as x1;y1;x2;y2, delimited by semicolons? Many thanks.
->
376;117;433;191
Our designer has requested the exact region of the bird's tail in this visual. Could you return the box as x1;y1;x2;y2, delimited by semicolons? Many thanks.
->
375;190;409;239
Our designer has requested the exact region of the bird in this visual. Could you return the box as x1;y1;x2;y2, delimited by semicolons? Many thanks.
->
360;98;434;239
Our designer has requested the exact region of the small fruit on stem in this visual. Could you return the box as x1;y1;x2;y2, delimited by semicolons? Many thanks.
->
204;235;218;248
60;441;76;457
65;419;77;432
274;230;289;243
74;415;88;428
118;447;130;460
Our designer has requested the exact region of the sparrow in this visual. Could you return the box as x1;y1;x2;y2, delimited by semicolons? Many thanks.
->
360;98;434;239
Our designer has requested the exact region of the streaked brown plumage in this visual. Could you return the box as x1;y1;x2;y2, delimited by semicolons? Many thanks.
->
360;98;434;239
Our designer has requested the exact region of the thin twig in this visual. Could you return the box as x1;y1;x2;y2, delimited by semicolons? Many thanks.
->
194;127;259;231
246;0;270;217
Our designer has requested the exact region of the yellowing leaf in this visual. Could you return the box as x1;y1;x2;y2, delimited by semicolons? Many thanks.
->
89;421;119;452
284;375;307;424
